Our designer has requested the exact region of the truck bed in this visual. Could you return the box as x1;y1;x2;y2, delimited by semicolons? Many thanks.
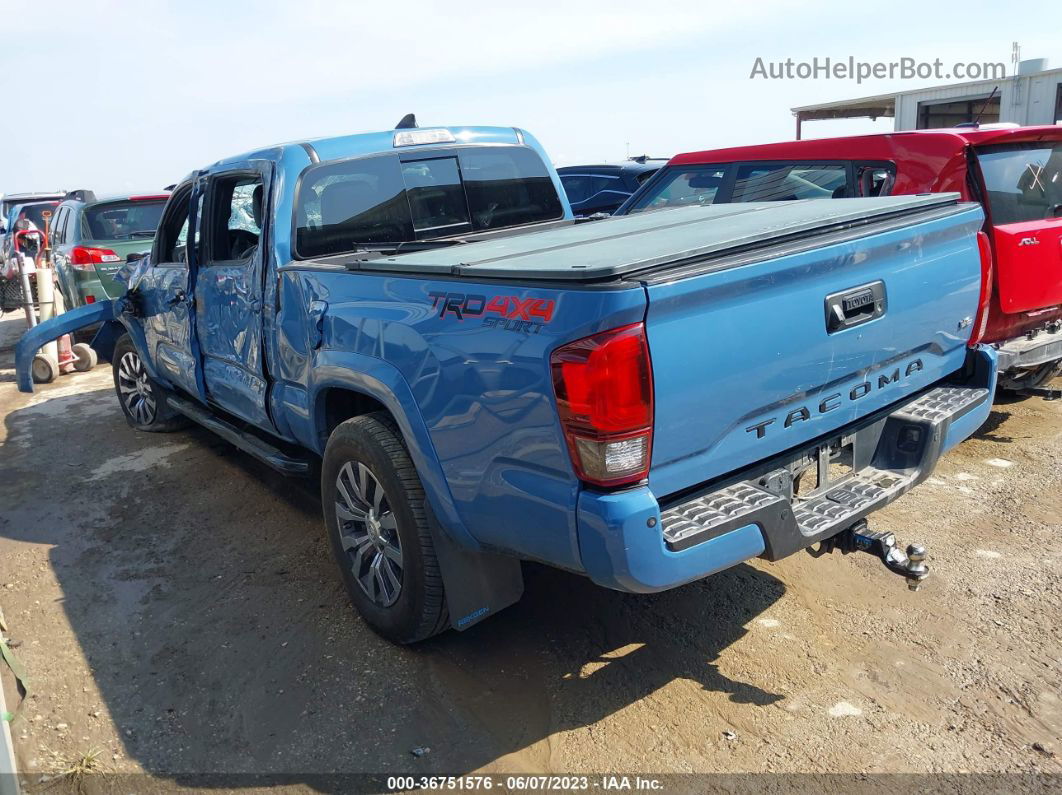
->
352;194;967;281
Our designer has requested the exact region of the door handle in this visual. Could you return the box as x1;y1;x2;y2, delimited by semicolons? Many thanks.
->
168;289;186;307
824;281;886;334
249;297;262;314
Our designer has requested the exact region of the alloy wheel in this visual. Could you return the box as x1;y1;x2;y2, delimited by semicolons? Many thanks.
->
335;461;404;607
117;351;157;425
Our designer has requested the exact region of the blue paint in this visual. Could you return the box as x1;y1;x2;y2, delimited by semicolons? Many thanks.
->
457;607;490;627
575;486;766;592
12;125;996;613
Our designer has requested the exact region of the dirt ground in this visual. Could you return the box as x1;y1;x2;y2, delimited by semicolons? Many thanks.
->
0;311;1060;791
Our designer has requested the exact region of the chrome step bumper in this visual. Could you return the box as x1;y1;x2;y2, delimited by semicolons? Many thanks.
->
660;383;990;558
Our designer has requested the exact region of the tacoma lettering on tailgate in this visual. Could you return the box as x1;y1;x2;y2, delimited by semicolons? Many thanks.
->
745;359;924;439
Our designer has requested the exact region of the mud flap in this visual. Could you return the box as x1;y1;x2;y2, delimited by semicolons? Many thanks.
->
15;300;118;393
427;505;524;631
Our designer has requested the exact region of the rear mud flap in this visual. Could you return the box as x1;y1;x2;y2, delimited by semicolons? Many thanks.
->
427;505;524;631
15;300;119;393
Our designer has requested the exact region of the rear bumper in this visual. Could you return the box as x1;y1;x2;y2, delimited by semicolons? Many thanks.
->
575;346;997;593
994;325;1062;372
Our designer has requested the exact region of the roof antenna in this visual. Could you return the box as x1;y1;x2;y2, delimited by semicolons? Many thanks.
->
959;86;999;129
395;113;417;130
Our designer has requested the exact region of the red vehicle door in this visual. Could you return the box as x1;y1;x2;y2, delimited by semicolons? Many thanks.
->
975;140;1062;314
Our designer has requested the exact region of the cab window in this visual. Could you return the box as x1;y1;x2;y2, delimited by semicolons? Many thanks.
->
626;166;729;213
294;147;562;258
856;164;896;197
159;191;202;265
560;175;592;205
976;142;1062;225
731;163;848;202
206;176;263;263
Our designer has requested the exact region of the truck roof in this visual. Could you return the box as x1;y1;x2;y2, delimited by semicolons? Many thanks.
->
212;126;529;169
670;125;1062;167
352;194;966;282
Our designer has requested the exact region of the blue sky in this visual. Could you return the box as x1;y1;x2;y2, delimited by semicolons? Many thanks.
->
0;0;1058;194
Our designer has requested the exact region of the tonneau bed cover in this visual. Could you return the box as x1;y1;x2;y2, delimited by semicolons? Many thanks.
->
353;194;965;281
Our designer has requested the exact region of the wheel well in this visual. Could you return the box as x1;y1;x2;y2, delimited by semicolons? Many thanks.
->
321;388;391;443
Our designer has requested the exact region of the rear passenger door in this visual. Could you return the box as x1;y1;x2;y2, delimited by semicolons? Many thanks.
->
194;161;273;430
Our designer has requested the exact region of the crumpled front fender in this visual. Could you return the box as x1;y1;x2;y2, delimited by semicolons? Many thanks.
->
15;300;119;393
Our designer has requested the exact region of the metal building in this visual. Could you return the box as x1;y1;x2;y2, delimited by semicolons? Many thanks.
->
791;58;1062;138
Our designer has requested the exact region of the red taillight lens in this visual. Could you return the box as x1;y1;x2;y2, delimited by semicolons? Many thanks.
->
550;323;654;487
70;245;121;270
85;295;96;304
970;230;994;344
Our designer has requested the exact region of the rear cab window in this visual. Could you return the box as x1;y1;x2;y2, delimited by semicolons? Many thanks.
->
976;141;1062;225
625;166;730;213
627;161;860;214
730;163;848;201
295;146;563;258
84;200;167;242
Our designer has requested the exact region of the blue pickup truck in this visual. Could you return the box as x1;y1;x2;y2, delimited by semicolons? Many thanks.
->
18;123;997;643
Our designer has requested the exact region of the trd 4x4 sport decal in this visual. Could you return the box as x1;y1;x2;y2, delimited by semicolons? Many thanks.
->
428;291;556;334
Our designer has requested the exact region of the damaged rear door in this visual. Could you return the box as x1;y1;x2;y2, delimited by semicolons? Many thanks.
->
193;160;274;430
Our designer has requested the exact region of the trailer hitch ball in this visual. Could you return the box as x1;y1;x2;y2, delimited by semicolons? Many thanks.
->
812;520;930;591
904;543;929;591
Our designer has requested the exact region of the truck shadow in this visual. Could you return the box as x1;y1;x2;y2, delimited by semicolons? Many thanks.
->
971;409;1014;444
0;387;785;788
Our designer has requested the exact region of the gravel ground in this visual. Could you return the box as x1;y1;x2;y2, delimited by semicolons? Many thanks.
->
0;312;1059;791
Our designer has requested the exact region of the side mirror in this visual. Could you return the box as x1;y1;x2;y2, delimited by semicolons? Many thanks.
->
126;251;149;263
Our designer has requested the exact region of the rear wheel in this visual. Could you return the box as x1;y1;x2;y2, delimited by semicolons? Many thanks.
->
322;413;448;644
111;334;188;432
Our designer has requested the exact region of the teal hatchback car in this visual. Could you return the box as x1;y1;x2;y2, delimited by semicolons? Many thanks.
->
49;190;168;307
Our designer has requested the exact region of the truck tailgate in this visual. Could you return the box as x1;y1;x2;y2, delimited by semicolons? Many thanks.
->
641;201;986;498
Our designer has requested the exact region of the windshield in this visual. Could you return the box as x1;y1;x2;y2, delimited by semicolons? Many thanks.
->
976;141;1062;225
7;202;58;231
295;146;563;258
3;197;61;219
83;200;167;241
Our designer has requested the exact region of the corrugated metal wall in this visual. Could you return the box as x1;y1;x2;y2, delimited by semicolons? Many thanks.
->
894;70;1062;129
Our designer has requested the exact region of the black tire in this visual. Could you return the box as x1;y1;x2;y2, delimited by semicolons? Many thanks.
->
111;334;189;432
322;412;449;644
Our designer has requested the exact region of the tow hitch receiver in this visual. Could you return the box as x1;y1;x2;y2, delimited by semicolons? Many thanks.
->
1017;386;1061;401
809;520;929;591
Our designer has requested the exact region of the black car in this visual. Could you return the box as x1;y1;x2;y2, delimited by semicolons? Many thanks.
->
557;157;665;216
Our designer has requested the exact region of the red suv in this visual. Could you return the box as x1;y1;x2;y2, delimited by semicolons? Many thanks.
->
617;126;1062;393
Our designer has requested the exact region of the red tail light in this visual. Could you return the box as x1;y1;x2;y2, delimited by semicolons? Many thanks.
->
70;245;121;271
550;322;654;487
970;230;994;344
85;295;96;304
